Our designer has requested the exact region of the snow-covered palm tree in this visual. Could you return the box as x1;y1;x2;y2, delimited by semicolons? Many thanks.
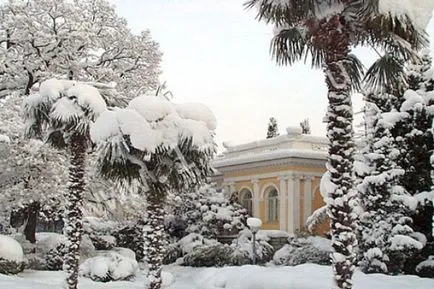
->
23;78;107;289
90;94;216;289
245;1;430;288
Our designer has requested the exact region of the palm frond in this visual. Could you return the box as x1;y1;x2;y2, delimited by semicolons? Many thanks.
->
96;138;143;184
343;54;364;93
23;97;52;139
364;53;406;92
244;0;316;26
362;14;428;59
271;25;324;68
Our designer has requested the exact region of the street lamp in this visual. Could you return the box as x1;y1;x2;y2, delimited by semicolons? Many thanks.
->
247;217;262;265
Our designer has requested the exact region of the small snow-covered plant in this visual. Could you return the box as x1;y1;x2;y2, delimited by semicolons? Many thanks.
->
83;217;117;250
79;251;139;282
182;243;234;267
112;219;145;261
91;94;216;289
416;255;434;277
0;235;25;274
179;184;247;239
273;235;331;266
23;78;107;289
230;233;274;265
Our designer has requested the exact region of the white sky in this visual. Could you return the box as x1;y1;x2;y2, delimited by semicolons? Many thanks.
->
111;0;434;149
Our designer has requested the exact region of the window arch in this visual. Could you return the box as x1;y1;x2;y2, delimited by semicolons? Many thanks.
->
239;188;253;216
266;187;279;222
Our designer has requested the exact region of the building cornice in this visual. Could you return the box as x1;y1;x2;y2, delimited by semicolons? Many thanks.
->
213;156;326;173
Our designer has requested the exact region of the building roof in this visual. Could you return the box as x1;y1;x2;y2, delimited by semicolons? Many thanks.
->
213;126;328;172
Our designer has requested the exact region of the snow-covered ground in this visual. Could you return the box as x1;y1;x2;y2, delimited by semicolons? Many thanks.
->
1;264;433;289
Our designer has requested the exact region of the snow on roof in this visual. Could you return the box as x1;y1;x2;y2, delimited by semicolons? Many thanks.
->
214;129;327;168
212;148;327;168
224;131;327;154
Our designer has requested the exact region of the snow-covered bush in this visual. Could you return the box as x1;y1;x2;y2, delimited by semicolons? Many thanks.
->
15;232;95;271
177;233;218;255
163;243;182;265
180;232;273;267
166;185;248;240
232;231;274;264
112;220;144;261
91;235;116;251
83;217;117;250
416;255;434;278
273;236;331;266
79;251;138;282
182;243;235;267
0;235;25;274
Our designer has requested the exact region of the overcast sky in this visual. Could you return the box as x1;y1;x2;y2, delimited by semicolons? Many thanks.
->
112;0;434;149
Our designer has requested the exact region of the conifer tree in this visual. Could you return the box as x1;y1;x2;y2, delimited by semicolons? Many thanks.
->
358;93;422;274
395;51;434;240
300;118;311;134
266;117;279;138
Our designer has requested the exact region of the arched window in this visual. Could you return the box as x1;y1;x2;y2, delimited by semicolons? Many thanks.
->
266;188;279;222
239;189;253;216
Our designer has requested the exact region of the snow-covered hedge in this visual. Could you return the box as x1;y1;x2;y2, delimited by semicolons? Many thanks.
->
416;255;434;278
181;233;274;267
79;251;138;282
13;232;96;271
112;220;143;261
83;217;117;250
273;236;331;266
0;235;25;274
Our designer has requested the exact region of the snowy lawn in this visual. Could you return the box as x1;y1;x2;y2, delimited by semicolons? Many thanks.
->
1;264;433;289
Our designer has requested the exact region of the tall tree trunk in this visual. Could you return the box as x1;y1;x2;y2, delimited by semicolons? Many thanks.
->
143;191;166;289
24;202;40;244
63;133;87;289
24;70;34;96
321;16;357;289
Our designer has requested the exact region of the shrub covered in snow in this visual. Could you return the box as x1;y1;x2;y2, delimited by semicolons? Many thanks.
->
233;230;274;263
15;232;95;271
183;243;235;267
79;251;138;282
181;232;274;267
273;236;331;266
416;255;434;277
83;217;117;250
166;184;248;240
90;235;116;251
112;220;144;261
163;243;183;265
0;235;25;274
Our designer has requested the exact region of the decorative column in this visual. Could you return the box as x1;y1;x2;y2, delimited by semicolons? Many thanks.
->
223;181;235;199
251;178;260;218
303;176;314;226
287;174;301;233
278;176;287;231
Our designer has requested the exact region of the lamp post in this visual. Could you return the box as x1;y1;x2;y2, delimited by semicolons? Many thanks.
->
247;217;262;265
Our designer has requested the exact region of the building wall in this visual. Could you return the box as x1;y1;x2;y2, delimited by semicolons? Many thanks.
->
228;166;326;234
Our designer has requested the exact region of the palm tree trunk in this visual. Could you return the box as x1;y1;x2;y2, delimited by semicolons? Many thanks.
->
143;191;166;289
24;201;40;244
63;133;87;289
321;17;358;289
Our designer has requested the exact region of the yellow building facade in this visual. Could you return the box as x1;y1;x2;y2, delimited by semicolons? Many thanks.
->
212;127;328;234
